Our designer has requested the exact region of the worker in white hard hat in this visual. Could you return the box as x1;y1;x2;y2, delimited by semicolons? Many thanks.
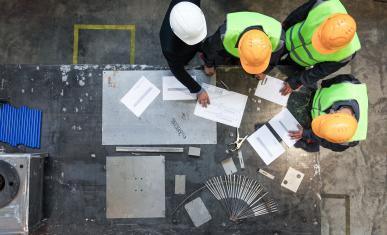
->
160;0;210;107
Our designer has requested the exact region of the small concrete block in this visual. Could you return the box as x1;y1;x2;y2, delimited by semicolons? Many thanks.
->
184;197;212;227
281;167;304;193
188;147;201;157
175;175;186;195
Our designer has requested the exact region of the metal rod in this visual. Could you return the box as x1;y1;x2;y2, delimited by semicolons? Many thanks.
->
205;175;278;222
116;146;184;153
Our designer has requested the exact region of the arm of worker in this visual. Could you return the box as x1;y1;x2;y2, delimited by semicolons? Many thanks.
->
282;0;319;30
167;61;210;107
286;54;355;90
263;32;286;74
168;61;201;93
201;23;227;68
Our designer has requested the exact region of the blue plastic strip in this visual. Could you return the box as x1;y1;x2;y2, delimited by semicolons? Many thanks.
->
0;103;42;148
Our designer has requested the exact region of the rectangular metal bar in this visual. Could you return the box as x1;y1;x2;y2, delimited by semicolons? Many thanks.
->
115;146;184;153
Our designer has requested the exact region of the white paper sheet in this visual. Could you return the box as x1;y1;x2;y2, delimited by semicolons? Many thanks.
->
120;76;160;117
281;167;304;193
269;108;301;147
163;76;196;100
247;125;285;165
194;83;248;128
221;158;237;175
254;75;289;106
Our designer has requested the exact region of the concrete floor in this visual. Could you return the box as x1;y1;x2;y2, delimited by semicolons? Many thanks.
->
0;0;386;234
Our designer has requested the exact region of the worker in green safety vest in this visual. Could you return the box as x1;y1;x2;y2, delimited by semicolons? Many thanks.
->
201;11;285;80
279;0;361;96
288;74;368;152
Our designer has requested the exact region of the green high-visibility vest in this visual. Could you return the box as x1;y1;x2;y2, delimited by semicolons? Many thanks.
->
311;82;368;141
285;0;361;67
223;12;282;58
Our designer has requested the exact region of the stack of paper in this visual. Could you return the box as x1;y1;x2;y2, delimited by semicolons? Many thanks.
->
194;83;248;128
247;125;285;165
120;76;160;117
162;76;196;100
269;108;301;147
254;75;289;106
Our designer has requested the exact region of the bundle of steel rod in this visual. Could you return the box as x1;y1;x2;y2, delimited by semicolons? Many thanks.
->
205;174;278;222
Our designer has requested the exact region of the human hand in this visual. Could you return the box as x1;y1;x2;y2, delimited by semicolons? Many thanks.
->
197;91;210;108
288;124;303;140
280;82;293;96
204;65;216;76
254;73;266;80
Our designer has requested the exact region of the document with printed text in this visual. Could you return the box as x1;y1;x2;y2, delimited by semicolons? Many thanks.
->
163;76;196;100
254;75;289;106
247;125;285;165
194;83;248;128
269;108;301;147
120;76;160;117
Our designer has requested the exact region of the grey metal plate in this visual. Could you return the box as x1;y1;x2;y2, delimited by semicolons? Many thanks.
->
102;70;217;145
106;156;165;218
0;153;46;235
184;197;212;227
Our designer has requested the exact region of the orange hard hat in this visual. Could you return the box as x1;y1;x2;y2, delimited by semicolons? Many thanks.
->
238;30;272;74
311;113;358;143
312;13;356;54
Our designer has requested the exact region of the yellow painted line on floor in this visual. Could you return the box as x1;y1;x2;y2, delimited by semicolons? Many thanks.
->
72;24;136;64
321;193;350;235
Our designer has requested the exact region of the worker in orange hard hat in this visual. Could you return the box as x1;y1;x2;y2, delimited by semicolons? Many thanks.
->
279;0;361;96
201;11;285;80
288;74;368;152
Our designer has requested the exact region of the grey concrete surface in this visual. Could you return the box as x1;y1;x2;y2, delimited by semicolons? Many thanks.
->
102;70;216;145
0;64;322;234
0;0;386;234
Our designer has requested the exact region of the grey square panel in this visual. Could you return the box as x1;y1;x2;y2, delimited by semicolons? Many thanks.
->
184;197;212;227
102;70;217;145
106;156;165;218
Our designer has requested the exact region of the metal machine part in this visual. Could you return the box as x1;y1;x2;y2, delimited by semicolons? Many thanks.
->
205;175;278;221
0;153;47;235
227;128;248;152
0;160;20;208
171;175;278;224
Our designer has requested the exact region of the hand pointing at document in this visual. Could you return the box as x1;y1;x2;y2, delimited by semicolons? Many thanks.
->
280;82;293;96
197;90;210;108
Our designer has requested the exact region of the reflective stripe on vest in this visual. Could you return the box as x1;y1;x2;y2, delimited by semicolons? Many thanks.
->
285;0;361;67
223;12;282;58
311;83;368;141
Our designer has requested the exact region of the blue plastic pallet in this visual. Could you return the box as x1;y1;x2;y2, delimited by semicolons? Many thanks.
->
0;103;42;148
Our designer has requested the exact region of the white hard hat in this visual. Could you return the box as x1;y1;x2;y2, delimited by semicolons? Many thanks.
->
169;1;207;45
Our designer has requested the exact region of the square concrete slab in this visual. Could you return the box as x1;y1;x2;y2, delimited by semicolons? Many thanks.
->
102;70;217;145
184;197;212;227
106;155;165;218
